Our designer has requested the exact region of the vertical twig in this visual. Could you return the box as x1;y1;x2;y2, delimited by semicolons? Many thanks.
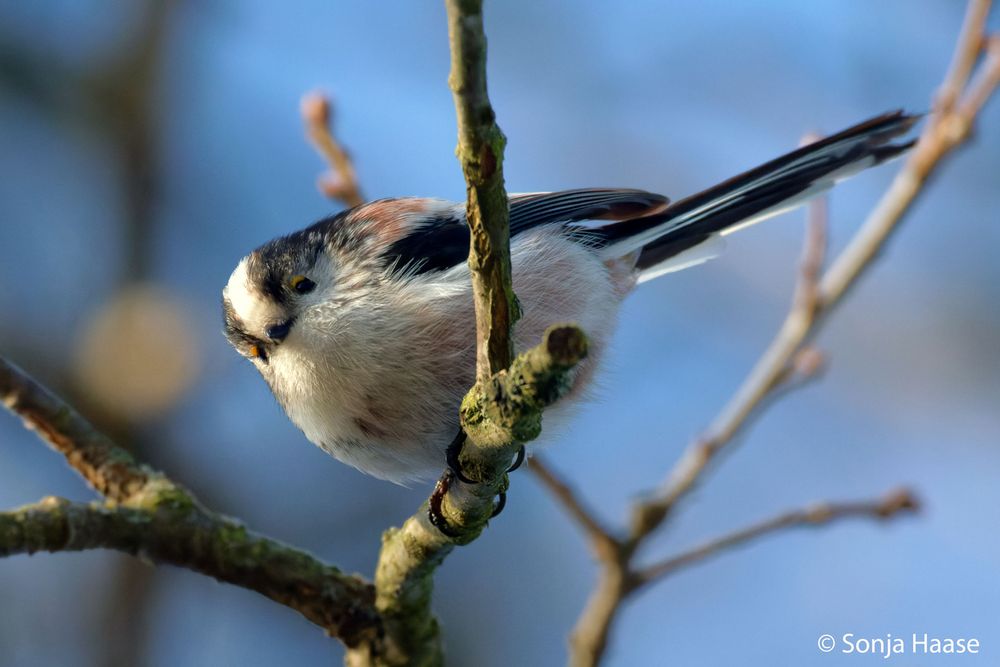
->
349;3;522;665
445;0;518;380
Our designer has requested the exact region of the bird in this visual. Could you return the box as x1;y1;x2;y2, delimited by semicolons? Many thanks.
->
222;110;917;486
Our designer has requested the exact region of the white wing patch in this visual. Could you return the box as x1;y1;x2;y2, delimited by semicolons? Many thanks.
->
636;234;726;283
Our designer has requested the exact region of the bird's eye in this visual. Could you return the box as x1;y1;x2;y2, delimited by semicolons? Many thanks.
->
248;344;267;362
290;275;316;294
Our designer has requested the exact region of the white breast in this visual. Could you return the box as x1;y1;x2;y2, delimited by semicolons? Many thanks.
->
264;227;634;484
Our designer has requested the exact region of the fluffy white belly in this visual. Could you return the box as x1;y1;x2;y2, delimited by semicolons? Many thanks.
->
266;228;633;484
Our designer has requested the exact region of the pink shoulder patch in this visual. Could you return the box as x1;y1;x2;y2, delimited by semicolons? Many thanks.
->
349;199;431;247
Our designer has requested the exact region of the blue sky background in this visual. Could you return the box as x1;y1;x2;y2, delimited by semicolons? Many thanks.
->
1;1;998;665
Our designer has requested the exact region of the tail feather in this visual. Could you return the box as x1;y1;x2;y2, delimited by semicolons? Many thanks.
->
589;111;918;277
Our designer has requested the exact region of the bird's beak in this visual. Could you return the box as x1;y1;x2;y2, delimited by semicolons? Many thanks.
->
265;317;295;343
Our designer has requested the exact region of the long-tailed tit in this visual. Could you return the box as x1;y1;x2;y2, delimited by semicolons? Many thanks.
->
222;111;916;484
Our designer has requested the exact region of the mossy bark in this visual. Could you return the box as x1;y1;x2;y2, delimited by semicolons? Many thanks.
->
0;356;381;647
350;326;589;665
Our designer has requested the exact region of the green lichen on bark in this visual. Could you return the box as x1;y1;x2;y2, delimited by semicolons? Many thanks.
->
458;324;590;479
0;354;381;648
0;494;380;647
445;0;518;381
347;3;596;663
362;522;449;667
1;2;595;663
0;356;155;501
352;324;589;664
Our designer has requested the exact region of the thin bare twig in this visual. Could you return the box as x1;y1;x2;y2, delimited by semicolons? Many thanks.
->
563;3;1000;665
956;35;1000;121
794;146;830;318
566;195;835;667
819;38;999;309
302;91;365;208
528;456;620;561
632;489;919;587
936;0;992;112
634;6;1000;544
627;188;830;542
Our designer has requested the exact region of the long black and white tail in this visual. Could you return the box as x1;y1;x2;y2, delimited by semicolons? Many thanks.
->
590;111;918;281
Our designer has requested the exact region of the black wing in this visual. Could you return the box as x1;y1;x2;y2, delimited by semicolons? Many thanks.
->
383;189;671;276
629;110;918;270
381;111;917;279
509;188;669;236
382;210;471;275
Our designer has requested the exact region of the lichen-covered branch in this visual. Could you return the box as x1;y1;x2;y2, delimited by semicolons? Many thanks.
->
445;0;517;380
343;3;592;665
0;355;380;646
0;496;379;646
1;355;156;502
457;325;588;482
351;325;588;666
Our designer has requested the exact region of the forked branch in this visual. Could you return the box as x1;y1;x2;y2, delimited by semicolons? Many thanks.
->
554;2;1000;665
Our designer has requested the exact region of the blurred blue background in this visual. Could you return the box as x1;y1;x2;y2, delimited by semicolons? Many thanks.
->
1;1;998;665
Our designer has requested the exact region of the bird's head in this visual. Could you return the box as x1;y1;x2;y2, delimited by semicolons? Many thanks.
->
222;230;332;366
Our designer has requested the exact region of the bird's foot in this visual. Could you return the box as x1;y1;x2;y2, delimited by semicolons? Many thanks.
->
506;445;526;473
431;431;522;536
445;430;476;484
446;430;525;481
427;469;508;537
428;470;462;537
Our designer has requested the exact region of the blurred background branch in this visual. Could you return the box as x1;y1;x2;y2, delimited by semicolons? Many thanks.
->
630;488;919;588
1;3;186;663
302;91;365;208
